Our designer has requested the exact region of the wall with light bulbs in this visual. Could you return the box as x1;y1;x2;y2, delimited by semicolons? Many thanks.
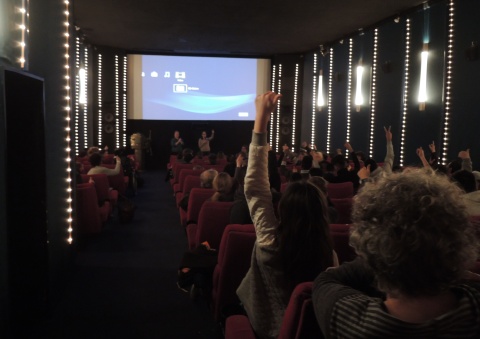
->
0;0;76;335
300;0;480;167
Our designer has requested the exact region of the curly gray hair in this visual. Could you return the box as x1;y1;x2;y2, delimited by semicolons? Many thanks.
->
350;168;477;297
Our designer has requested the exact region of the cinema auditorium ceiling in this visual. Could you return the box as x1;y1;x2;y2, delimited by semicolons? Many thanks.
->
73;0;429;56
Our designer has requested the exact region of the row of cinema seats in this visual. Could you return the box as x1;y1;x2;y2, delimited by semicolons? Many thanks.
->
77;153;139;175
281;180;355;224
75;172;127;235
170;162;480;337
169;159;358;336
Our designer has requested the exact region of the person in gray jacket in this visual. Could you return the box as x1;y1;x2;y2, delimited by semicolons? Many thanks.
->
236;92;337;339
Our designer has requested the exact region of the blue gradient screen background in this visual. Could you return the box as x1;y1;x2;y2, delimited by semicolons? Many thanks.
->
142;55;259;120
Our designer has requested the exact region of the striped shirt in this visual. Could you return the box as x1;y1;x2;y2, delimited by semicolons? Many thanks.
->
313;259;480;339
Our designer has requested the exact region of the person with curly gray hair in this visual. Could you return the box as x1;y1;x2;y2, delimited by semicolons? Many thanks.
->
313;168;480;338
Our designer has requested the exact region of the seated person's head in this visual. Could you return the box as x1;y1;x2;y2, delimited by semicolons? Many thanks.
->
289;172;302;183
89;153;102;167
182;148;194;163
447;159;462;175
208;153;217;165
87;146;100;157
350;169;477;298
200;169;218;188
213;172;233;194
452;170;477;193
301;155;313;170
332;155;346;170
216;151;225;160
277;180;333;287
364;158;378;173
308;176;328;195
355;151;367;162
320;160;334;173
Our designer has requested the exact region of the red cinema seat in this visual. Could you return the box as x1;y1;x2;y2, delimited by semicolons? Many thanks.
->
330;198;353;224
82;173;118;214
186;201;234;250
211;224;256;322
76;183;106;234
176;175;202;206
170;163;194;187
329;224;356;264
107;171;127;196
179;188;215;227
327;182;354;199
225;282;322;339
173;168;203;196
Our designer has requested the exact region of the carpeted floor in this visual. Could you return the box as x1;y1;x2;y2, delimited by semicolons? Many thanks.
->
42;170;222;339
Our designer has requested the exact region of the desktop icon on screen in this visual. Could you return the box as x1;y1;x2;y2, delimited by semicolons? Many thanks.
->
173;84;188;93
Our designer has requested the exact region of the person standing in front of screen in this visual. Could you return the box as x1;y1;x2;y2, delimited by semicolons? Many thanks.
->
171;130;184;155
198;130;214;156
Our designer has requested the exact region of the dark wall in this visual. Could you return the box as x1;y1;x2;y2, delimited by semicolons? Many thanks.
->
128;119;254;168
299;0;480;167
449;0;480;163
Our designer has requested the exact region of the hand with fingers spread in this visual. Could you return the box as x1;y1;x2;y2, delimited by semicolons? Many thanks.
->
384;126;392;141
458;149;470;159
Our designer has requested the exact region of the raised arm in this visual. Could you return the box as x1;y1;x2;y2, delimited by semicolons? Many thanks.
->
417;147;431;168
207;130;215;141
459;149;472;172
344;142;361;173
245;92;281;246
382;126;394;175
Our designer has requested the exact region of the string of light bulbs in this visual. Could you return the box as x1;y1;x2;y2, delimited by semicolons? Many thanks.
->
311;54;318;147
326;48;334;154
369;29;379;158
292;64;299;151
399;19;411;167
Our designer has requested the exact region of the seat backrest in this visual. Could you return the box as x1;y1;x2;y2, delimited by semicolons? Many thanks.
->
172;163;194;184
177;169;203;192
183;175;202;194
169;154;178;167
278;282;323;339
330;198;353;224
107;172;126;195
329;224;356;263
85;173;111;203
327;182;354;199
102;153;115;164
194;201;235;250
212;224;256;321
186;188;215;225
76;183;102;234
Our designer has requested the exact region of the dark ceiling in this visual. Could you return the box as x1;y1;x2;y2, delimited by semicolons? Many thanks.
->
73;0;428;57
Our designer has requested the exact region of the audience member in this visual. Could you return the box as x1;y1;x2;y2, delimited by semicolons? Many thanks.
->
179;169;218;211
313;169;480;338
237;92;336;339
210;172;236;202
87;153;121;176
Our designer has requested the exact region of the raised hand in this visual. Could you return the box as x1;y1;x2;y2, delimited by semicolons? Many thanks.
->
416;147;425;159
384;126;392;141
344;142;353;152
254;92;282;133
428;141;435;153
358;164;371;180
236;153;244;167
458;149;470;159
